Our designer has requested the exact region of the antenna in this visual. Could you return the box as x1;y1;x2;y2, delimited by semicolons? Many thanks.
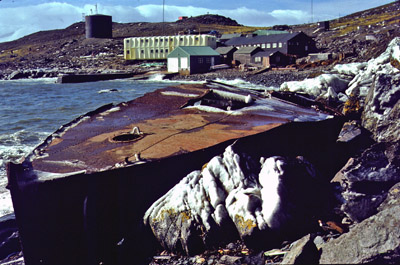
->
95;4;98;14
311;0;313;23
162;0;165;35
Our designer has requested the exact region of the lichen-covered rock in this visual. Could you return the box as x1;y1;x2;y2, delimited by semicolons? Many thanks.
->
320;182;400;264
361;73;400;143
144;144;328;254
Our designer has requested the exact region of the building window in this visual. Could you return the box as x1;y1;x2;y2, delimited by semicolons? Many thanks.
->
146;39;149;43
198;58;203;64
160;49;163;53
126;39;130;44
195;37;199;41
206;57;211;63
278;42;282;48
141;50;144;54
140;39;144;43
267;43;271;48
273;43;277;48
165;49;168;53
262;44;266;48
255;57;261;63
155;49;158;53
127;50;130;54
150;49;153;53
160;39;163;42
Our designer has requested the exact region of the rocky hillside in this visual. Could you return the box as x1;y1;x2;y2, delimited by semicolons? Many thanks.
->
0;2;399;80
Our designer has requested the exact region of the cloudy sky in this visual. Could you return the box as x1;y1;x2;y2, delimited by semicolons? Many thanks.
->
0;0;393;43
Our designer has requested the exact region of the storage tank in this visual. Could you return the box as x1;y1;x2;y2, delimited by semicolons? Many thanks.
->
85;14;112;38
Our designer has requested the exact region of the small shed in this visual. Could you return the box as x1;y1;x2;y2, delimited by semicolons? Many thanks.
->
318;21;330;31
233;46;263;65
260;51;294;68
167;46;220;75
215;46;237;65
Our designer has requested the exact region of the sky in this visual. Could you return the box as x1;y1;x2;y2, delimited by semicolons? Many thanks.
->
0;0;394;43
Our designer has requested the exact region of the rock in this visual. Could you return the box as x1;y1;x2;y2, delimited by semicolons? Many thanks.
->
144;145;329;255
7;70;30;80
345;37;400;98
0;214;20;261
217;255;242;265
320;182;400;264
361;73;400;143
280;234;320;264
333;141;400;222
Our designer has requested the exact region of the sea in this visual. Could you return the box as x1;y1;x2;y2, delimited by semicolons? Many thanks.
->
0;76;271;218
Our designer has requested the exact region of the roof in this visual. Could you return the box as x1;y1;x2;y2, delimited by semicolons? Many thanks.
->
215;46;237;55
234;46;262;54
225;32;308;46
254;30;288;36
220;33;242;40
254;50;286;57
168;46;220;57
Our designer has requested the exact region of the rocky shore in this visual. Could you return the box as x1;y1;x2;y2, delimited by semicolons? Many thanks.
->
1;3;400;262
2;38;399;265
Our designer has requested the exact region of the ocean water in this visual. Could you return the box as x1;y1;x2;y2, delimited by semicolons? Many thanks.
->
0;77;201;217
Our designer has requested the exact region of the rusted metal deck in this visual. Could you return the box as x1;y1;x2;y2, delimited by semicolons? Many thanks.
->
28;83;326;175
7;83;334;265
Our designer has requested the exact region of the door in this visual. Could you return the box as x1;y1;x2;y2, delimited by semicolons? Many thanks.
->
180;57;188;69
168;58;179;73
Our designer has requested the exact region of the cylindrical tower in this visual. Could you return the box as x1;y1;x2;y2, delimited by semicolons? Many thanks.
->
85;14;112;39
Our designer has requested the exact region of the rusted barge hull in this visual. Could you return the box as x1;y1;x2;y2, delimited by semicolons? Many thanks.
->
7;83;338;265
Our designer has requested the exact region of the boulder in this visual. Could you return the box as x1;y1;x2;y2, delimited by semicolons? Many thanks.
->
280;234;320;264
320;182;400;264
345;37;400;98
333;141;400;223
7;70;30;80
144;144;329;255
361;73;400;143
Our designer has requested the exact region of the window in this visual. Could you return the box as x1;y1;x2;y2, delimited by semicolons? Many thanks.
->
267;43;271;48
198;58;204;64
155;49;158;53
141;50;144;54
140;39;144;43
273;43;277;48
195;37;199;41
165;49;168;53
160;39;163;42
255;57;261;63
278;42;282;48
262;44;266;48
206;57;211;64
160;49;164;53
127;50;130;54
145;39;149;43
150;49;153;53
126;39;130;44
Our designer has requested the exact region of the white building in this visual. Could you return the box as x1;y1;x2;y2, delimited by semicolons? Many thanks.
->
123;35;217;60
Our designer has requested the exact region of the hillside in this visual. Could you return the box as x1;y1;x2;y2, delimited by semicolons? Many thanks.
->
0;2;399;79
